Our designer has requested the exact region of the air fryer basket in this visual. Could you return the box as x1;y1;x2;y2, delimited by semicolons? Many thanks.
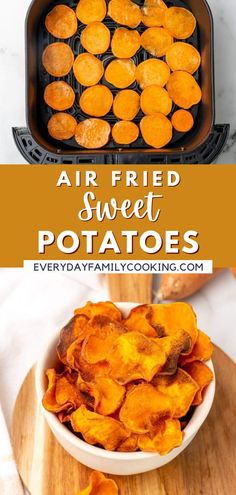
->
13;0;229;164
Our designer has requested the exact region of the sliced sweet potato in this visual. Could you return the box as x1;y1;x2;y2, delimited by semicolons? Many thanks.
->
159;329;193;375
140;85;172;116
108;0;142;28
82;315;126;364
71;405;130;450
153;368;199;417
73;53;104;86
105;58;136;89
164;7;196;40
57;314;90;365
183;361;213;405
81;22;110;54
138;418;183;454
79;376;125;415
140;114;172;148
67;340;110;380
123;304;158;337
141;27;173;57
166;42;201;74
74;301;122;321
111;28;141;58
42;43;74;77
113;89;140;121
167;71;202;109
171;110;194;133
112;121;139;145
45;5;78;39
47;113;77;141
76;471;118;495
44;81;75;111
142;0;167;27
42;369;82;413
75;119;111;149
80;85;113;117
136;59;170;89
117;434;139;452
76;0;107;24
179;329;214;366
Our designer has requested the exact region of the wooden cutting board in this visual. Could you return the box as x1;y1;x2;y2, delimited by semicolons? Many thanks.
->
11;274;236;495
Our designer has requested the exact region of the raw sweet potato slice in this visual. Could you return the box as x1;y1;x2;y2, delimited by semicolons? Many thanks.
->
167;71;202;109
108;0;142;28
164;7;196;40
179;329;214;366
171;109;194;133
42;43;74;77
119;383;174;433
153;368;199;417
140;114;172;149
166;42;201;74
47;113;77;141
76;471;118;495
44;81;75;111
112;121;139;144
183;361;214;405
136;59;170;89
73;53;104;86
81;22;111;54
42;369;82;413
117;434;139;452
76;0;107;24
79;376;126;415
105;58;136;89
113;90;140;121
74;301;122;321
45;5;78;39
82;315;126;364
111;28;141;58
75;119;111;149
138;418;183;454
57;314;90;365
141;0;167;27
80;85;113;117
140;85;172;116
71;405;130;450
141;27;173;58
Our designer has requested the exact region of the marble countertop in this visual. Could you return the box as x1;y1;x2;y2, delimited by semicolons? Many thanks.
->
0;0;235;163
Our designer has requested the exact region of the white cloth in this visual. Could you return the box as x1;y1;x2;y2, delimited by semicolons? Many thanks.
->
0;404;24;495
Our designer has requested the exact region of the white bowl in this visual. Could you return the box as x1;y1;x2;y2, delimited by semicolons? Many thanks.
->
35;302;215;475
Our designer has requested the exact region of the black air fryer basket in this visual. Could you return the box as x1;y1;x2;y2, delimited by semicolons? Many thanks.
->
13;0;229;164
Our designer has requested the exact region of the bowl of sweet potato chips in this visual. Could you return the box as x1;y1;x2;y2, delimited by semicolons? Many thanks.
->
36;301;215;475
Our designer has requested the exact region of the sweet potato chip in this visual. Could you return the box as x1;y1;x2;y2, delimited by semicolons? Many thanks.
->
136;59;170;89
79;376;125;415
57;314;89;365
159;329;192;375
42;43;74;77
75;301;122;321
171;109;194;133
140;114;172;149
140;85;172;116
67;340;110;380
179;329;214;366
73;53;104;86
164;7;196;40
123;304;157;337
141;0;167;27
44;81;75;111
80;85;113;117
75;119;111;149
113;90;140;121
42;369;82;413
108;0;142;28
138;418;183;454
71;405;130;450
45;5;78;39
76;471;118;495
119;383;174;433
105;59;136;89
183;361;213;405
82;315;126;363
166;42;201;74
167;71;202;109
76;0;107;24
111;28;140;58
153;368;199;417
81;22;110;55
47;113;77;141
112;121;139;145
117;434;139;452
141;27;173;57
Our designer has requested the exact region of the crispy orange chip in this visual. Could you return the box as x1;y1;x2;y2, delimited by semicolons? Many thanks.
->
42;43;74;77
142;0;167;27
117;434;139;452
47;113;77;141
75;119;111;149
105;59;136;89
111;28;140;58
75;301;122;321
112;121;139;145
171;109;194;133
82;315;125;363
141;27;173;57
76;471;118;495
153;368;199;417
80;85;113;117
138;418;183;454
73;53;104;87
166;42;201;74
124;304;157;337
140;85;172;116
108;0;142;28
167;71;202;109
71;405;130;450
164;7;196;40
44;81;75;111
183;361;213;405
119;383;174;433
136;59;170;89
80;22;110;54
57;314;89;365
179;329;214;366
113;90;140;121
140;114;172;149
159;329;192;375
42;369;82;413
66;339;110;380
45;5;78;39
76;0;107;24
79;376;125;415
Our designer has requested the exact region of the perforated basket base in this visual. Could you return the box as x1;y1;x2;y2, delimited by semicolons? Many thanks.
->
13;124;229;164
